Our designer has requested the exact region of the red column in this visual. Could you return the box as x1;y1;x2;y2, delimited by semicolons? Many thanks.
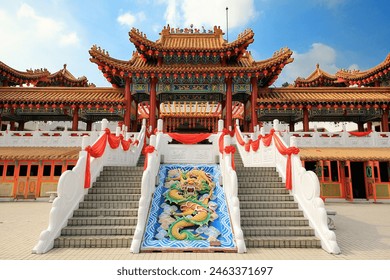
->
289;122;295;132
149;78;157;131
86;121;92;131
225;77;233;129
243;101;249;132
357;122;364;132
18;121;25;131
250;77;258;132
124;77;132;132
381;107;389;132
72;105;79;131
303;107;309;132
133;100;138;132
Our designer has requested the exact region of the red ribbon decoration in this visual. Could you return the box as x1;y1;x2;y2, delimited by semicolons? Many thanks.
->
143;145;156;170
348;130;372;137
218;128;235;154
272;134;300;190
224;145;236;170
167;133;212;144
84;128;140;188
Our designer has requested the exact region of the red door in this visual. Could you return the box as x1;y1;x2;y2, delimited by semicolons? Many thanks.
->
365;161;377;202
342;161;353;201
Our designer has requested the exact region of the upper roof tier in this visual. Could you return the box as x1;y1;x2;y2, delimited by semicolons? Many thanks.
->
129;25;254;57
0;61;90;87
90;27;293;88
295;64;338;87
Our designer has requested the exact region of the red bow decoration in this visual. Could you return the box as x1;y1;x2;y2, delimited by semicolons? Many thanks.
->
224;145;236;170
144;145;156;170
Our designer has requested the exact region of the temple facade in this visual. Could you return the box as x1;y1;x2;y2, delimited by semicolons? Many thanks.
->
0;26;390;202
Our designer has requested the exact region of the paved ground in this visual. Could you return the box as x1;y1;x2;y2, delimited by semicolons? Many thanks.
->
0;200;390;260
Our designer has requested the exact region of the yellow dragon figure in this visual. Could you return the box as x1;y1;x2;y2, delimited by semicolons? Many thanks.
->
164;168;216;241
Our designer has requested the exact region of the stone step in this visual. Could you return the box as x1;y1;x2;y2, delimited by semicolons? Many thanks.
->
103;166;144;172
54;236;132;248
61;225;135;236
96;176;143;182
241;217;309;227
238;188;289;195
237;182;286;188
67;217;138;226
83;194;141;201
242;226;315;237
245;236;321;248
100;170;144;176
237;177;282;183
237;172;280;177
238;194;294;202
79;201;139;209
88;188;141;194
240;201;299;209
73;208;139;217
240;209;304;218
235;167;277;172
92;181;141;188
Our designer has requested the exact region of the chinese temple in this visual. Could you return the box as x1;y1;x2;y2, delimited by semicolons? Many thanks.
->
0;25;390;254
1;25;390;202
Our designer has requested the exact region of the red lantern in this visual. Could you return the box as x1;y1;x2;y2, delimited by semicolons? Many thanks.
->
44;104;49;111
117;104;123;110
79;104;84;110
59;104;64;110
357;104;362;110
349;104;354;110
259;104;264;110
374;104;379;110
333;104;338;110
87;104;92;110
341;104;346;110
103;105;107;111
267;104;272;111
275;104;280;110
283;104;288;110
365;104;371;110
326;104;331;110
95;104;100;110
290;104;296;110
12;104;18;110
317;104;323;110
298;104;303;110
20;103;25;110
306;104;312;110
36;104;41;110
109;106;114;113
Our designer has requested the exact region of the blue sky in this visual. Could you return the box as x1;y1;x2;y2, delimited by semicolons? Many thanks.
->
0;0;389;87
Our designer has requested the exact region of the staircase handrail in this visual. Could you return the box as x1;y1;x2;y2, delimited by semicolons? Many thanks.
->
218;120;246;253
131;120;164;253
233;120;340;254
32;119;146;254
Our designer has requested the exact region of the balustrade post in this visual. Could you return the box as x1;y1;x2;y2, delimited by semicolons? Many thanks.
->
218;119;224;132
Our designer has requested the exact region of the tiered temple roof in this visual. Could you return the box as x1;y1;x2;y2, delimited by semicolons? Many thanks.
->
89;26;293;88
0;61;90;87
295;64;338;87
295;53;390;87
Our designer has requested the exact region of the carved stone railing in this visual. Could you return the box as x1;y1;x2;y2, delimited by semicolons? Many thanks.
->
234;119;340;254
278;129;390;148
218;120;246;253
32;119;145;254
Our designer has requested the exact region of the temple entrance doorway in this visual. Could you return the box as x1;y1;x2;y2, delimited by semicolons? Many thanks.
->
350;162;367;199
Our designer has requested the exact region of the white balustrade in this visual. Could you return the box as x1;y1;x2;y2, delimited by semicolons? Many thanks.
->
32;119;146;254
233;119;341;254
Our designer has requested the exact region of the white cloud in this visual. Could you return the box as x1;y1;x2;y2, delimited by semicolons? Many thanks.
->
60;32;80;46
16;3;63;38
162;0;257;30
277;43;339;85
348;64;359;71
0;3;93;85
117;11;146;27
